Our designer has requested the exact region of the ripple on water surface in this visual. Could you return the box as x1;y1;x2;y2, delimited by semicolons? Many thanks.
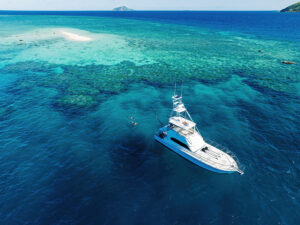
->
0;14;299;225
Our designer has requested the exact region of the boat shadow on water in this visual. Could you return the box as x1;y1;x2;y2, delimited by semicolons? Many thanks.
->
109;134;163;174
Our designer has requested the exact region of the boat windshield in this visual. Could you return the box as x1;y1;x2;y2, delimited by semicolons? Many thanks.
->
170;137;190;150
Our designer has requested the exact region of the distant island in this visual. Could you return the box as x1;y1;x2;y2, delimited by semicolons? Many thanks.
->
113;6;134;11
280;2;300;12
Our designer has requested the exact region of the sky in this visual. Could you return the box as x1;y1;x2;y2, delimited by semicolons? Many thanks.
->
0;0;297;11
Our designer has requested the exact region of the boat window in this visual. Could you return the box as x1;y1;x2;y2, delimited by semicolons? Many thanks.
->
171;138;190;150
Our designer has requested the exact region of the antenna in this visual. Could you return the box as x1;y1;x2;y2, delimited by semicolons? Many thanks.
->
174;82;177;96
180;80;183;97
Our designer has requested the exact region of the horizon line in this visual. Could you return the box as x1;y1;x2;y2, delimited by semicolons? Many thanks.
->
0;10;280;12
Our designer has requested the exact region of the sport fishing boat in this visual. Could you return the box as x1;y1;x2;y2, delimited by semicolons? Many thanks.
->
154;93;243;175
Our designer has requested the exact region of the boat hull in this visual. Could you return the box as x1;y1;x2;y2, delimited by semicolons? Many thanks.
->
154;135;236;174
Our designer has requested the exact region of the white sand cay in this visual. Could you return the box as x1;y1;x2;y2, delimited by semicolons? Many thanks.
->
7;27;154;66
60;30;93;42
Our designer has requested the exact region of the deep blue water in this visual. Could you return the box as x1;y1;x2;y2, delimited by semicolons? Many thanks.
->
0;11;299;225
1;11;300;40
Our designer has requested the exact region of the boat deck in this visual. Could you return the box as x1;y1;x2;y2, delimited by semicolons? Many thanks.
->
193;144;237;171
181;143;237;172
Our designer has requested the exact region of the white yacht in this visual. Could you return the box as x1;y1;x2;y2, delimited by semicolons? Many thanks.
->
154;93;243;175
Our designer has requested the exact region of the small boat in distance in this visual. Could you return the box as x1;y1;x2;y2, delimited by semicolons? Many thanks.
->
154;91;243;175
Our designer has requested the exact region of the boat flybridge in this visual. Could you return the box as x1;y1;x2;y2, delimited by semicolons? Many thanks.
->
154;93;243;175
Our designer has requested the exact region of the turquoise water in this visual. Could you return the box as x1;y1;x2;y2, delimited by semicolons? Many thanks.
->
0;12;299;224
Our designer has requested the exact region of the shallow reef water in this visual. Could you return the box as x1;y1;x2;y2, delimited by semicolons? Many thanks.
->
0;12;299;225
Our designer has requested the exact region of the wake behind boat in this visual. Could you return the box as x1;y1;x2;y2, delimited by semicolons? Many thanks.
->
154;92;243;175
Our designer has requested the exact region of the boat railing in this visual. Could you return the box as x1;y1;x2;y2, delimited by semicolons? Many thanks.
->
184;147;237;171
203;138;244;175
181;145;235;169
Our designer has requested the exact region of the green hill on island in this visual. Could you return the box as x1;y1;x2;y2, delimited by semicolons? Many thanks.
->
280;2;300;12
113;6;134;11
